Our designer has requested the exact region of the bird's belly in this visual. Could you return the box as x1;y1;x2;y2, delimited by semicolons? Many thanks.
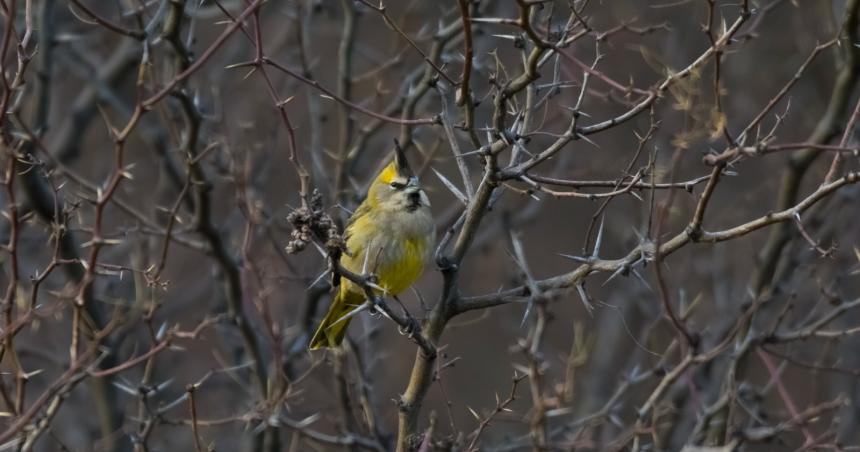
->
374;236;427;295
343;232;430;296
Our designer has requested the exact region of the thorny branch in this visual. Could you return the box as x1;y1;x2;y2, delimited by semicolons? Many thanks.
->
1;1;860;452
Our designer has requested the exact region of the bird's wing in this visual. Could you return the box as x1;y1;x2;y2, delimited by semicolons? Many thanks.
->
342;199;373;258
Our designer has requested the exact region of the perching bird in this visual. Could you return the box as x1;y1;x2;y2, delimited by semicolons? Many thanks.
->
309;146;435;349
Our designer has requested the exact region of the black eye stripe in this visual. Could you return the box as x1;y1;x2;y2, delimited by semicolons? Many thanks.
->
389;181;406;189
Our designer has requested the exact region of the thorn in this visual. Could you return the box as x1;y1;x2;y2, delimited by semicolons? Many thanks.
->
295;413;322;429
277;95;296;107
22;368;44;379
631;268;654;292
575;284;595;315
112;379;138;396
155;322;168;341
432;168;469;205
224;60;255;70
154;378;174;394
308;268;330;289
457;148;487;157
508;111;524;136
603;264;627;286
367;282;389;297
576;132;600;148
330;301;373;327
592;216;605;258
310;241;327;258
156;392;190;415
214;361;254;375
467;405;481;420
556;253;590;263
241;67;257;81
520;300;533;327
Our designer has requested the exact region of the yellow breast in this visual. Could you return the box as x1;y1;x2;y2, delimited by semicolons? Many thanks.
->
341;211;431;298
374;236;428;295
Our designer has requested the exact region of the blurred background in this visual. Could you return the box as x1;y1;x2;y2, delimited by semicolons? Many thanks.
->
1;0;860;451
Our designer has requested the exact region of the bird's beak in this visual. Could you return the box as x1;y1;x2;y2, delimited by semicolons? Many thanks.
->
404;183;424;210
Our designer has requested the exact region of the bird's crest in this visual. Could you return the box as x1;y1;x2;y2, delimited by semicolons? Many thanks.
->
377;139;413;184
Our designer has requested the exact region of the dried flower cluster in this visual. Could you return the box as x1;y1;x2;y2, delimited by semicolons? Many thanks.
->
285;189;344;256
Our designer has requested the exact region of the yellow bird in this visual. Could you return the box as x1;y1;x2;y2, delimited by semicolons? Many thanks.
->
309;146;435;349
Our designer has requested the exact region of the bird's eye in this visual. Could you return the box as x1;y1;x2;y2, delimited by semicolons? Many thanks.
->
389;181;406;190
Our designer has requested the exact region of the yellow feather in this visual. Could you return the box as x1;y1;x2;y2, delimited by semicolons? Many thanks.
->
308;286;363;349
376;162;398;185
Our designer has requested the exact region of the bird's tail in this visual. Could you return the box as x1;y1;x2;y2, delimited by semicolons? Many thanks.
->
309;287;364;350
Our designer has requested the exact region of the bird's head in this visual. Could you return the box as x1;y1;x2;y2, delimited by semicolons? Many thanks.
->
368;142;430;213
